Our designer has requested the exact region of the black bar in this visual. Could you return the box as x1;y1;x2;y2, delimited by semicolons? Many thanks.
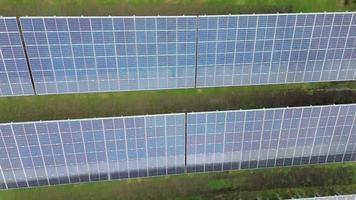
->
184;112;188;173
194;15;199;88
17;17;37;95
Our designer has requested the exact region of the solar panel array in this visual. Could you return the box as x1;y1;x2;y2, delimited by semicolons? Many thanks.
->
1;13;355;96
196;13;356;87
0;17;34;96
0;113;185;189
20;16;197;94
187;104;356;172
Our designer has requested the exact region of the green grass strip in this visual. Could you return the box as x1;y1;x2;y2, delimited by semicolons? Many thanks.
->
0;0;355;16
1;81;355;123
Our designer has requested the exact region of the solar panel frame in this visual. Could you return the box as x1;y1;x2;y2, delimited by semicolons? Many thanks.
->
289;194;356;200
20;16;197;95
186;104;356;172
196;12;356;88
0;113;185;188
0;165;6;189
0;17;34;96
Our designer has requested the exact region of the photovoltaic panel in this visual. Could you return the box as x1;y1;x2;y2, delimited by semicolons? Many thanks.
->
196;13;356;87
20;16;197;95
186;104;356;172
0;113;185;189
0;17;34;96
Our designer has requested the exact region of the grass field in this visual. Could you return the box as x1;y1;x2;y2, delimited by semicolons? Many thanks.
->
0;0;355;16
1;162;356;200
1;81;356;123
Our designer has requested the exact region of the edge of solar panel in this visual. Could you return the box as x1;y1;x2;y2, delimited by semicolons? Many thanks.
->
193;78;356;90
28;85;196;96
288;194;356;200
0;112;185;125
19;11;356;17
197;11;356;16
0;17;34;96
186;103;355;115
19;86;196;96
20;16;197;18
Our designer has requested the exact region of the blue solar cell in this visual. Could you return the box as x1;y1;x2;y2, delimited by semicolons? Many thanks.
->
20;16;197;94
0;113;185;188
186;104;356;172
0;17;34;96
196;13;356;87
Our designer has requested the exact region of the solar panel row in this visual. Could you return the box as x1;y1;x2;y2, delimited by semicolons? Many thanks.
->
1;13;356;96
187;104;356;172
0;17;34;96
0;104;355;189
0;113;185;189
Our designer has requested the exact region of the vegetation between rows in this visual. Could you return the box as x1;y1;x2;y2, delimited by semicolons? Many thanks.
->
0;81;356;123
0;0;355;16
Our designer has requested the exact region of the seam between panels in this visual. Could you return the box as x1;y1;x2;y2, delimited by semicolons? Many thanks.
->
184;112;188;173
17;17;37;95
194;15;199;88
